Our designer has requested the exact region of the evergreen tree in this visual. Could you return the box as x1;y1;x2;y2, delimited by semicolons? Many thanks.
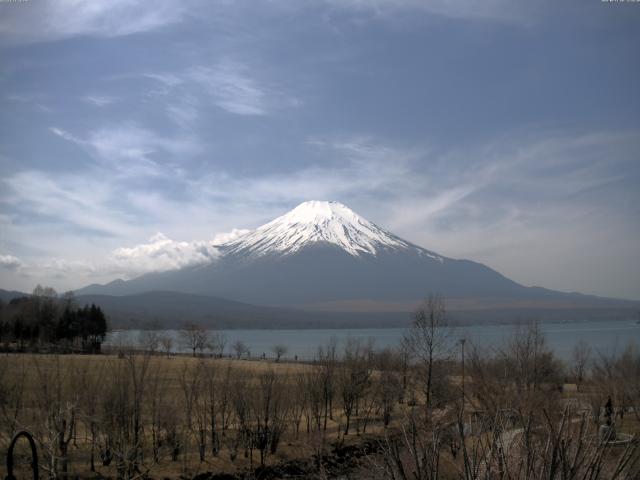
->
2;288;109;352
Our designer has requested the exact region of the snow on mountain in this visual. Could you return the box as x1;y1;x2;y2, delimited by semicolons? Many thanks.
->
221;200;443;260
74;200;639;314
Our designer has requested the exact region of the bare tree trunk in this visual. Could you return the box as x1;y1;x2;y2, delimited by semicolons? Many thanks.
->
90;423;96;472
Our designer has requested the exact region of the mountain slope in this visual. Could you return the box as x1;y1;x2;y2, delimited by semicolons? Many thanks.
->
75;291;418;329
77;291;638;330
76;201;637;312
0;288;28;303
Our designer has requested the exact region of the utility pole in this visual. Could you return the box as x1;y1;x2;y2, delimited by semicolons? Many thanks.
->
460;338;466;411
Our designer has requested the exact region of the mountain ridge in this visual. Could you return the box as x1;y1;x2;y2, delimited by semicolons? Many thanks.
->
74;201;639;315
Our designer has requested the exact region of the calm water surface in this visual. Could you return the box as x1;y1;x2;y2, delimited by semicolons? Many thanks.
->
106;319;640;362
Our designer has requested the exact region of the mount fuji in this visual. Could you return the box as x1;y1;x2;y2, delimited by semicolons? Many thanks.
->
221;200;440;259
76;201;637;324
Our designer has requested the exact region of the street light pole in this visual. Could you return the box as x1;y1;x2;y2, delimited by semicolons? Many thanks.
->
460;338;466;411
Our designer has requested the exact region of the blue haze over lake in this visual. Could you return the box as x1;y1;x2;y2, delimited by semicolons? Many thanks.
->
106;319;640;362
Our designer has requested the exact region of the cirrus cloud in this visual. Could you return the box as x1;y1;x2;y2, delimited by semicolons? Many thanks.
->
0;0;190;44
50;124;202;177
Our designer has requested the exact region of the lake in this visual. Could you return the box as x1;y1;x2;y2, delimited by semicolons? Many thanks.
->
106;318;640;362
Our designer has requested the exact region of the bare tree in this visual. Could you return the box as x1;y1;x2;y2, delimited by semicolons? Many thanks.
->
250;370;290;465
615;343;640;422
159;334;173;357
228;373;251;463
33;355;77;480
377;400;640;480
208;332;227;358
190;362;210;463
373;348;402;428
591;343;640;423
500;322;563;395
468;325;563;429
146;360;171;464
178;360;202;467
202;359;221;456
317;337;338;430
403;294;451;408
302;367;324;434
271;344;288;362
0;355;27;445
232;340;248;359
377;406;445;480
179;323;209;357
127;353;151;473
138;330;160;353
159;399;181;463
338;338;372;435
76;359;106;472
100;353;152;479
290;374;308;439
571;340;591;390
218;363;235;435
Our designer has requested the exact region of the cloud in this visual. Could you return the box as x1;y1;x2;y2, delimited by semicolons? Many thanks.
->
111;61;300;121
187;62;298;116
81;95;117;107
50;124;201;176
5;93;52;112
0;0;189;44
211;228;251;245
10;130;640;242
110;232;220;277
50;127;80;143
0;254;21;271
3;232;223;282
382;132;640;235
166;95;199;129
188;63;266;115
321;0;546;24
192;137;423;205
1;169;136;238
137;72;185;97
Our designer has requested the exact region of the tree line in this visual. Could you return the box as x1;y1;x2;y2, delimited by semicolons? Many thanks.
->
0;285;108;353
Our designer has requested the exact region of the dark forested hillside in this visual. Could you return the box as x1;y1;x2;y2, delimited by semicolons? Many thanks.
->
0;285;107;352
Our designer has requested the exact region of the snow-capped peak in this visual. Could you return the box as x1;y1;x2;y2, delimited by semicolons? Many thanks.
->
221;200;441;259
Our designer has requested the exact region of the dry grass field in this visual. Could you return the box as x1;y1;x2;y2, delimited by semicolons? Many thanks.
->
0;351;391;479
1;323;639;480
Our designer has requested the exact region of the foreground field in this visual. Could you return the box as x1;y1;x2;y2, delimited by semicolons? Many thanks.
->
1;322;639;479
1;351;397;479
0;353;322;477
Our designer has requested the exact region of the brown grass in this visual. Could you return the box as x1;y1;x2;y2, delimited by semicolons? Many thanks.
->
0;352;368;479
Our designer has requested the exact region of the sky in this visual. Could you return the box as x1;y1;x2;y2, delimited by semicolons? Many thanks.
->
0;0;639;300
